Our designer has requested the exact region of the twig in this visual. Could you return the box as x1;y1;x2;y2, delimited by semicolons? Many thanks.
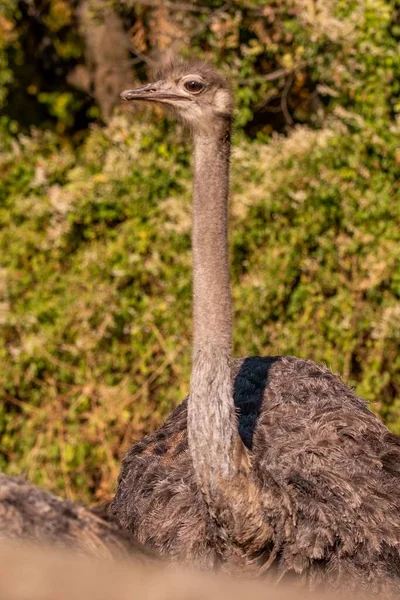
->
239;67;290;85
57;397;74;500
4;393;41;414
127;44;157;67
281;72;295;126
124;0;212;13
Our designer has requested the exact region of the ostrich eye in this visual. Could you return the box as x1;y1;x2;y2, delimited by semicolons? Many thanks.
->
184;80;205;94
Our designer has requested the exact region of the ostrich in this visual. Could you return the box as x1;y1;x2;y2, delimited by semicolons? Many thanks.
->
110;61;400;594
0;472;153;560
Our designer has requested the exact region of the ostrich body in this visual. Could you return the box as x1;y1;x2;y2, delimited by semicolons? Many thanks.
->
0;473;152;560
110;62;400;594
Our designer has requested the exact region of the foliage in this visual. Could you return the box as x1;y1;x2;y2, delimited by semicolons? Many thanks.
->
0;0;399;503
0;0;88;134
0;0;18;109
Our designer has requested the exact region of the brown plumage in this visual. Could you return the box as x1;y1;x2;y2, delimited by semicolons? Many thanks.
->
0;473;153;560
110;61;400;596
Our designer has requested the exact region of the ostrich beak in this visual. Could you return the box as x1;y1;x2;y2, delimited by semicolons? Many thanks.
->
120;82;190;104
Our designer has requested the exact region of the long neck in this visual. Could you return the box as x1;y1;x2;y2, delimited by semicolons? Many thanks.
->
188;119;270;551
192;124;232;357
188;120;245;510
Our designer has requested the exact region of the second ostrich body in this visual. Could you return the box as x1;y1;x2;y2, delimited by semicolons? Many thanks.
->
110;62;400;595
0;472;152;559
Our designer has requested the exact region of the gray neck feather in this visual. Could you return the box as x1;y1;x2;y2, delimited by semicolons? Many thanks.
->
192;124;232;357
187;120;270;549
188;121;248;519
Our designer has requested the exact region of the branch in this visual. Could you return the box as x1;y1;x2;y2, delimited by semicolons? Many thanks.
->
124;0;213;13
281;72;295;125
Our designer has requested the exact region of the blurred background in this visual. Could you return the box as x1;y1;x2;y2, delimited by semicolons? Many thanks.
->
0;0;399;505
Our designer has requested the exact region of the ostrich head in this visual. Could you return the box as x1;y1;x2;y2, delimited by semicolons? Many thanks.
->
121;61;233;132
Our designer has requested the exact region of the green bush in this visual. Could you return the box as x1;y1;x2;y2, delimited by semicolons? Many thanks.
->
0;0;399;504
